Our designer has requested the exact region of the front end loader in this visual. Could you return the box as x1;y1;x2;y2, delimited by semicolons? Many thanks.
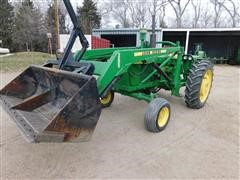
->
0;0;213;143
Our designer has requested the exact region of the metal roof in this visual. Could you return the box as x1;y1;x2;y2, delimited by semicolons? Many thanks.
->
92;28;161;34
93;27;240;33
162;28;240;32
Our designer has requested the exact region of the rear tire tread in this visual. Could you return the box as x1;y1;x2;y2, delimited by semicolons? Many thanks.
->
185;60;213;109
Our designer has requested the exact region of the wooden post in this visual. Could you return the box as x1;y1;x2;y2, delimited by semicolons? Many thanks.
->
47;33;53;55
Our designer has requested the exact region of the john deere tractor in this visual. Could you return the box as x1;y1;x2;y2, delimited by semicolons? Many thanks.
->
0;0;213;143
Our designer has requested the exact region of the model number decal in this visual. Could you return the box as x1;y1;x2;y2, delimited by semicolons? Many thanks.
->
134;49;167;57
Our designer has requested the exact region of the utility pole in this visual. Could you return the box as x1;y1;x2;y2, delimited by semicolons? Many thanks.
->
54;0;60;50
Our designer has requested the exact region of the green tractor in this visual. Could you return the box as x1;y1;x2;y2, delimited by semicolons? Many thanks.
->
0;0;213;143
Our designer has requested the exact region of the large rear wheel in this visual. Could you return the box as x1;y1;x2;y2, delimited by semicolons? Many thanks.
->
185;60;213;109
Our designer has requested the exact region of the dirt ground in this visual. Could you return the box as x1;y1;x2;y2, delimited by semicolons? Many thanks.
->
0;65;239;179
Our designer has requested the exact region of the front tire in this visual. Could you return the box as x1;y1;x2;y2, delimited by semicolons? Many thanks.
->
185;60;213;109
100;91;114;108
144;98;171;132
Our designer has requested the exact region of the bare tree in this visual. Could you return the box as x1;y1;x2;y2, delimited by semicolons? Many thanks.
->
99;0;239;29
158;2;168;28
148;0;169;28
146;0;157;30
217;0;240;27
200;5;212;28
191;0;201;28
97;0;114;27
210;0;224;27
168;0;191;28
112;0;131;28
98;0;113;16
149;0;159;16
128;0;150;28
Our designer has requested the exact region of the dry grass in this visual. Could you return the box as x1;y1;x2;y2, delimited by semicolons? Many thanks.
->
0;52;55;72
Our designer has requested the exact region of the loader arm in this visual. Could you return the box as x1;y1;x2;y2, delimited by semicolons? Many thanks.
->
59;0;89;69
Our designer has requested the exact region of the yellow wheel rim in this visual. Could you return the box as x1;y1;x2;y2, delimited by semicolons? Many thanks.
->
199;69;213;103
157;107;170;127
100;92;112;105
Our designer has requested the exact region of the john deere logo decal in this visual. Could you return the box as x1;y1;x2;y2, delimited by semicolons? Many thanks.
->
134;49;167;57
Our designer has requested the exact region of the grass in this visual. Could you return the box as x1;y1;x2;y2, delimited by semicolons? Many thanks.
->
0;52;55;72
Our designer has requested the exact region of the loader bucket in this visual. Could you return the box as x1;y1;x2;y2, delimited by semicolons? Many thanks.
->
0;65;102;143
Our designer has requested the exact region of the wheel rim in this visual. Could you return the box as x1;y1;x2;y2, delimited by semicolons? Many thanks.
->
199;69;213;103
100;92;112;105
157;107;170;127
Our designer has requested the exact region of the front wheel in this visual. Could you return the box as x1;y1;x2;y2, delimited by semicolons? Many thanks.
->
144;98;171;132
185;60;213;109
100;91;114;108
